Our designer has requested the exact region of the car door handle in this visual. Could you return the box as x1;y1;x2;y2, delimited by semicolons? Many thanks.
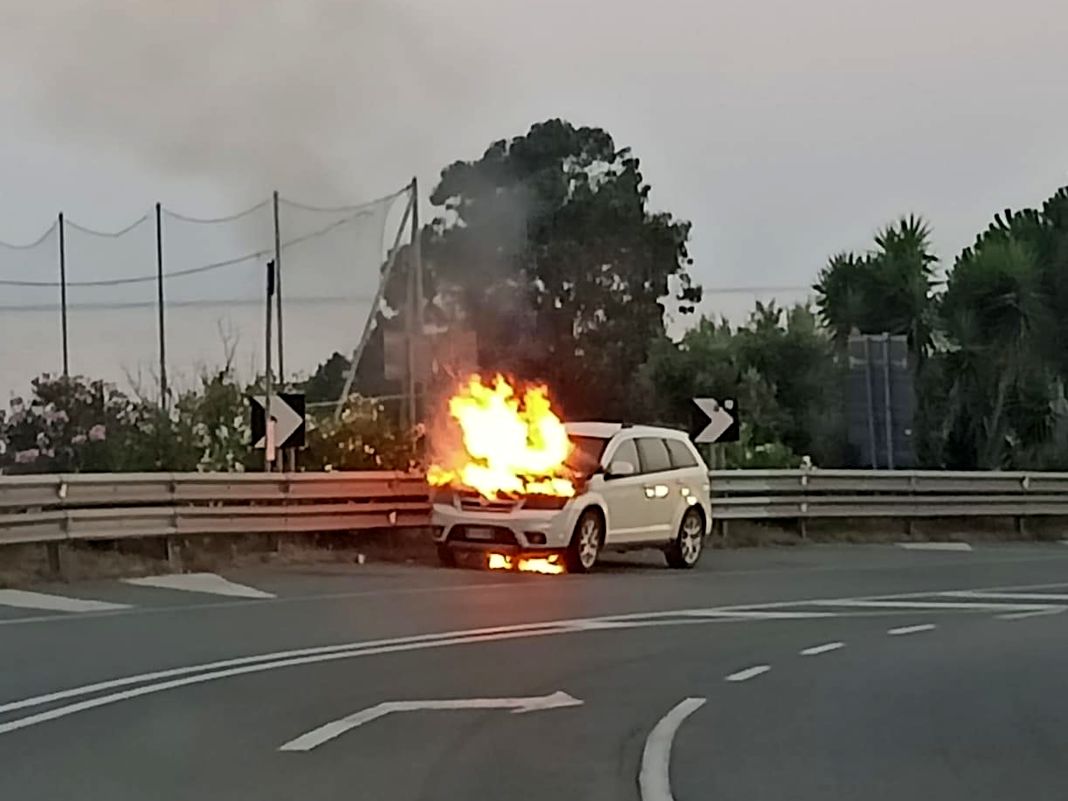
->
643;484;670;499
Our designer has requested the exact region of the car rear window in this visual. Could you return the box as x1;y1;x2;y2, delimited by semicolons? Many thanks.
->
665;438;699;468
636;437;672;474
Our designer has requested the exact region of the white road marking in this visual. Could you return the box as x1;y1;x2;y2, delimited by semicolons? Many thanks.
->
0;590;129;613
280;691;582;752
998;607;1068;621
681;610;836;620
941;591;1068;602
725;665;770;682
888;624;936;636
122;573;274;599
896;542;973;551
800;641;845;656
811;599;1056;612
0;613;741;735
639;697;706;801
5;577;1068;732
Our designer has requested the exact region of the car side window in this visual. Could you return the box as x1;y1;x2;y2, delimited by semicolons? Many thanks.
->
636;437;672;474
665;438;699;468
608;438;639;471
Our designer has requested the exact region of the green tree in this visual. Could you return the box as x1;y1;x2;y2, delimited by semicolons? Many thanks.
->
937;237;1058;468
814;215;937;356
412;118;701;418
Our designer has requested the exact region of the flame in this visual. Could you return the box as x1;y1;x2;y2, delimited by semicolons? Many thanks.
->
428;375;575;500
486;552;565;575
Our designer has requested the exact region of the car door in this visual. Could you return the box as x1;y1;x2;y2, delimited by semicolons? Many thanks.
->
597;437;650;545
631;437;677;542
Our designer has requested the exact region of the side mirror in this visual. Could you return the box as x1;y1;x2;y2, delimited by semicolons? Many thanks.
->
606;460;636;479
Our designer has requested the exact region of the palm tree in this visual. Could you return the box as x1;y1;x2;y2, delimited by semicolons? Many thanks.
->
813;215;937;356
939;237;1055;468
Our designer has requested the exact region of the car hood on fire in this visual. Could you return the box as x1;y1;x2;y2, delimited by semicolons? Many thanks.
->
564;422;624;438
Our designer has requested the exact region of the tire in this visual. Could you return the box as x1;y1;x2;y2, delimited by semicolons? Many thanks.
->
666;507;705;569
565;509;604;573
436;543;457;568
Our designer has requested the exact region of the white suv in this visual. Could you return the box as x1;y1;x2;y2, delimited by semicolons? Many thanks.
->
431;423;711;572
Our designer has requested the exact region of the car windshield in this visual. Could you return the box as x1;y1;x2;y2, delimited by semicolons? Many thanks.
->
565;435;609;476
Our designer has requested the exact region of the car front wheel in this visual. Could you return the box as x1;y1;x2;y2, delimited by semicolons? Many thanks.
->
565;509;603;573
666;507;705;569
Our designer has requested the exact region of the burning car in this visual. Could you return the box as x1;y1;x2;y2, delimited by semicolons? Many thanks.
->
428;376;712;573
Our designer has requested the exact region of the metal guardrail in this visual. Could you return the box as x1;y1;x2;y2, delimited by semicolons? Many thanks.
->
709;469;1068;521
2;468;1066;550
0;472;429;547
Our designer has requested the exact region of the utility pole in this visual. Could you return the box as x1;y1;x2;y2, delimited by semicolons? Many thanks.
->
57;212;69;377
155;202;168;410
264;259;275;471
273;190;284;386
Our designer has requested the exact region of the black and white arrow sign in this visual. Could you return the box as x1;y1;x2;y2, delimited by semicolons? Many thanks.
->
278;691;583;751
692;397;740;444
250;393;306;451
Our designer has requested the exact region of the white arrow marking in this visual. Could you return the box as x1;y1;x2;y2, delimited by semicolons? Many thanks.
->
693;398;734;444
252;395;302;448
123;573;274;599
279;690;582;751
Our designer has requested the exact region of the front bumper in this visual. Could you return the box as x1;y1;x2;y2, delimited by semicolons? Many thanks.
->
432;503;573;551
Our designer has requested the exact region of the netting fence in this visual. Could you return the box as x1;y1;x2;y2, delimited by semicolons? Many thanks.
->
0;185;410;405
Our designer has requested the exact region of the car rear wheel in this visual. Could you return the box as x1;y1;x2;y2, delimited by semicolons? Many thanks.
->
565;509;603;573
666;508;704;569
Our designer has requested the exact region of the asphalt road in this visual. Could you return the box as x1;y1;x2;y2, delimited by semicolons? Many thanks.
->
1;542;1067;800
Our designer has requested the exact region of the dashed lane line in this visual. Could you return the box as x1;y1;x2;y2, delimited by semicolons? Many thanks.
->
998;607;1067;621
725;665;771;682
800;641;845;656
888;623;936;636
122;573;275;599
0;590;130;613
896;542;973;552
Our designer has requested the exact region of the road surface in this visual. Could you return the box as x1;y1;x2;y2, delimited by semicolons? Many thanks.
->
1;542;1067;800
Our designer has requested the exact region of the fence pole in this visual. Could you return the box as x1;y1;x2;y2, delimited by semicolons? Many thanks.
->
57;212;69;377
273;190;284;387
404;179;418;431
882;333;895;470
155;203;168;410
411;176;423;426
264;259;275;471
863;336;877;468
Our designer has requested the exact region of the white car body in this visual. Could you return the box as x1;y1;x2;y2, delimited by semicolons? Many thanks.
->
431;423;712;568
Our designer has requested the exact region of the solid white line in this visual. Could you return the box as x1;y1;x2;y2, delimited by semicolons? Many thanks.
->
0;614;738;736
725;665;771;682
998;607;1067;621
0;590;129;613
122;573;274;599
888;624;936;636
942;591;1068;602
682;610;836;620
811;599;1054;612
800;641;845;656
639;697;706;801
896;542;973;551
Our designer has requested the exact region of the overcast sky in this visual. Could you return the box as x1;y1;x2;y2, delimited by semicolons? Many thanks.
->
1;0;1067;317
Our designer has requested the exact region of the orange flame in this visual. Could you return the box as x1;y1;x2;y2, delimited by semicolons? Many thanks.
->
428;375;575;500
486;552;565;575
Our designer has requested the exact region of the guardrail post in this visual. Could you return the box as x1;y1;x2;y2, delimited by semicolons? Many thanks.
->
46;542;63;579
165;536;182;571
